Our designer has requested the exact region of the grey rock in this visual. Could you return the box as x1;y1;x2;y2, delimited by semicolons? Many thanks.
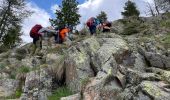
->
0;79;19;97
61;93;81;100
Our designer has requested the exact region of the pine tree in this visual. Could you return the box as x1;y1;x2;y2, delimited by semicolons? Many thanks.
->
121;0;140;18
96;11;108;23
51;0;81;30
0;0;30;48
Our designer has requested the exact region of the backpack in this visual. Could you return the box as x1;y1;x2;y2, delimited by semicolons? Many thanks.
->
30;24;42;38
86;17;95;27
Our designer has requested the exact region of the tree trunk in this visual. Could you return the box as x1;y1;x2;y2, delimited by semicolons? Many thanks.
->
0;1;11;40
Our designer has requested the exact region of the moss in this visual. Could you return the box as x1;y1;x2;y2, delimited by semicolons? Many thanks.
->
142;82;161;97
160;71;170;83
80;77;90;86
48;86;73;100
75;53;86;64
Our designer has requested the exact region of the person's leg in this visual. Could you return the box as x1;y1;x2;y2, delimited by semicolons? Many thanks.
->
30;37;38;56
34;36;42;55
89;26;93;35
91;25;96;35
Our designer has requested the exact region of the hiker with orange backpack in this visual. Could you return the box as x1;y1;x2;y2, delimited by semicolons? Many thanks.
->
55;26;72;45
86;17;100;35
29;24;56;55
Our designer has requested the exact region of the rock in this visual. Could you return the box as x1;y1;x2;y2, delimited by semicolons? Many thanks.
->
60;93;81;100
0;72;9;79
65;47;94;92
0;79;19;97
22;57;43;69
23;68;52;99
142;51;170;69
92;37;129;71
126;69;142;86
83;70;122;100
140;81;170;100
65;37;100;92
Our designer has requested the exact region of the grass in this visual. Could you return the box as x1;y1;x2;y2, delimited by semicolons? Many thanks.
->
3;89;22;99
160;20;170;28
48;86;73;100
161;33;170;48
17;66;30;73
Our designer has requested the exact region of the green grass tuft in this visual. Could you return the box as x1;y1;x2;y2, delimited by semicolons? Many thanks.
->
48;86;73;100
18;66;30;73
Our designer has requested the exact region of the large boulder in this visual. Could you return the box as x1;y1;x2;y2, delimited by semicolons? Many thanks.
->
0;79;19;97
140;81;170;100
65;37;100;92
21;68;52;100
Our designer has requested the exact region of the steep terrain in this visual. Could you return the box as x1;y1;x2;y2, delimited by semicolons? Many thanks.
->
0;13;170;100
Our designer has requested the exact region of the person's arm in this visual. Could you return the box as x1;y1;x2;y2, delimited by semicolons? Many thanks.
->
103;26;111;29
38;27;56;33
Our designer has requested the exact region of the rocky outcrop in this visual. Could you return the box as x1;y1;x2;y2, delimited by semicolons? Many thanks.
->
0;24;170;100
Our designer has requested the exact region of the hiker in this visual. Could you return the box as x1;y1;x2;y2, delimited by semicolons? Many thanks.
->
102;21;112;32
29;24;56;55
55;26;71;45
86;17;100;35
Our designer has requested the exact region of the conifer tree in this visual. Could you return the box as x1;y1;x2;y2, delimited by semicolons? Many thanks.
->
0;0;30;48
96;11;108;23
121;0;140;18
51;0;80;30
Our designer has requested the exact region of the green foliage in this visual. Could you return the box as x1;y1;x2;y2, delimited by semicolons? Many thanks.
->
0;63;5;70
0;0;30;48
2;25;22;48
121;1;140;18
123;22;139;35
48;86;73;100
9;73;16;79
0;45;9;53
50;0;80;29
161;33;170;48
160;20;170;28
96;11;108;23
17;66;30;73
15;89;22;98
3;89;22;99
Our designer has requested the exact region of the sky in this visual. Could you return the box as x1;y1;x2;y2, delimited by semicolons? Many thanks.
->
19;0;154;43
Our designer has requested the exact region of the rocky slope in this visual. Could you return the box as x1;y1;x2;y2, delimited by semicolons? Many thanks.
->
0;13;170;100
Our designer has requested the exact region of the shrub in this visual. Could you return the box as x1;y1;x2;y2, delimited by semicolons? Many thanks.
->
161;33;170;48
48;86;73;100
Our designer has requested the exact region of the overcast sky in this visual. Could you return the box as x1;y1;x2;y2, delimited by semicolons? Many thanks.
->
2;0;154;43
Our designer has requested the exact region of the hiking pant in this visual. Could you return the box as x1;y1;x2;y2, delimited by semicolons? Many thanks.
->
89;25;96;35
30;36;42;56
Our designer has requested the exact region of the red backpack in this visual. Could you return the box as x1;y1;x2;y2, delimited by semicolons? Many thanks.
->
30;24;42;38
86;17;95;27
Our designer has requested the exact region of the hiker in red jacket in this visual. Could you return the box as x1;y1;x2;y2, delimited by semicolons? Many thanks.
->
29;24;56;55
